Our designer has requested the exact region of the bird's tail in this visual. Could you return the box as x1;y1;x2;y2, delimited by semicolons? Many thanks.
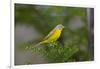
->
34;40;47;47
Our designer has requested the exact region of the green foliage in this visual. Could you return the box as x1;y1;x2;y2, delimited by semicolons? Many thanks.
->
43;43;79;63
18;40;89;63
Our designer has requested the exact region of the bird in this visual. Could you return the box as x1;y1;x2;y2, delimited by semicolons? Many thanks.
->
34;24;64;47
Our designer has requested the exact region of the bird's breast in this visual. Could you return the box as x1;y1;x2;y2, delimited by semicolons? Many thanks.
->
47;29;62;42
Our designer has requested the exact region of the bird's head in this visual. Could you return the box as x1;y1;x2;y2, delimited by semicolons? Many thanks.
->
55;24;64;30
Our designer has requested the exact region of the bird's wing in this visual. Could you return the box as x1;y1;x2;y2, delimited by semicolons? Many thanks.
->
43;29;56;40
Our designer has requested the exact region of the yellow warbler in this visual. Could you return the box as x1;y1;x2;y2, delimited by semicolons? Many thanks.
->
34;24;64;47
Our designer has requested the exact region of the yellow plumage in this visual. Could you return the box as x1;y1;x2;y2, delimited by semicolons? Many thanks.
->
34;24;64;47
46;29;61;42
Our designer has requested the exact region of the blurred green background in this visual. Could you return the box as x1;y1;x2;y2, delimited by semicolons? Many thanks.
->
15;4;94;65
